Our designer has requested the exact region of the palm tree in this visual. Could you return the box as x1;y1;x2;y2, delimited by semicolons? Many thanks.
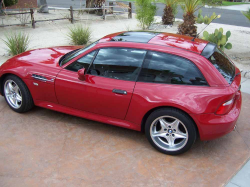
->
162;0;178;25
178;0;200;37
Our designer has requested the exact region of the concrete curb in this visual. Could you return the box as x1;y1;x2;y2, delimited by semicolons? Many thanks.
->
241;70;250;79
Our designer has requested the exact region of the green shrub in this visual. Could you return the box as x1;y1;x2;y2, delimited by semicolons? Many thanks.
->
202;28;232;51
4;0;18;7
196;10;219;24
3;32;30;56
242;8;250;21
196;9;204;23
135;0;157;30
203;16;210;24
67;25;92;45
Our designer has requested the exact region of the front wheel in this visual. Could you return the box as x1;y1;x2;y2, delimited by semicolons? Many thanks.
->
3;75;34;113
145;108;197;155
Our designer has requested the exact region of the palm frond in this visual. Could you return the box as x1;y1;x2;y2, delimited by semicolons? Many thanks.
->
161;0;178;7
183;0;201;15
242;8;250;21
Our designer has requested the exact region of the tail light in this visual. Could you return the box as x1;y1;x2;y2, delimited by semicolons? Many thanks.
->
216;98;235;115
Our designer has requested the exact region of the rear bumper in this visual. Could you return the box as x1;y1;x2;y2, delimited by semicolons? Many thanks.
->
191;93;242;141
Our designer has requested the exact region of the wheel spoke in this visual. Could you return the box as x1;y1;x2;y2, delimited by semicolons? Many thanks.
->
13;85;19;93
174;131;187;139
9;97;14;104
5;88;11;94
15;98;19;106
166;135;175;147
8;82;14;92
170;119;180;130
16;94;22;102
5;93;11;97
11;97;16;105
159;118;168;130
152;132;166;138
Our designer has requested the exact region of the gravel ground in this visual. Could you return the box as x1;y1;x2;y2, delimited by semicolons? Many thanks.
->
0;10;249;72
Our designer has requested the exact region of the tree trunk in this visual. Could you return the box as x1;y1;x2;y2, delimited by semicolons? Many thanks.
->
86;0;95;8
162;5;174;25
37;0;49;13
0;0;3;15
95;0;105;15
178;13;197;37
86;0;105;15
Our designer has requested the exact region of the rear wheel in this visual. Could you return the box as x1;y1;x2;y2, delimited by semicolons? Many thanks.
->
145;108;197;155
3;75;34;113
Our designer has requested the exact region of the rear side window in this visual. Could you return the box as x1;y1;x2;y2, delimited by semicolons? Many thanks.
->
88;48;146;81
207;48;235;84
138;51;207;86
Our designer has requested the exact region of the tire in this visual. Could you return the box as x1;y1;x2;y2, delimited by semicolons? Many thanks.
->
145;108;197;155
3;75;34;113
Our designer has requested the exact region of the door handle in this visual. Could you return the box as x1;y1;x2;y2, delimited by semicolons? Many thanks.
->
112;89;127;95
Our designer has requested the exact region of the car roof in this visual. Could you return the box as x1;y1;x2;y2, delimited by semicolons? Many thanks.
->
99;31;209;54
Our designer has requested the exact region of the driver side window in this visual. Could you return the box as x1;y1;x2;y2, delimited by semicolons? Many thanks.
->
88;48;146;81
65;51;96;72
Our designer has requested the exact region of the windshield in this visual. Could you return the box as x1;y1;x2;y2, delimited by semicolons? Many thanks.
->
60;41;98;66
207;48;235;84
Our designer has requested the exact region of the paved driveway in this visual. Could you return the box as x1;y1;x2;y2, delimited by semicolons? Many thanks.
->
0;93;250;187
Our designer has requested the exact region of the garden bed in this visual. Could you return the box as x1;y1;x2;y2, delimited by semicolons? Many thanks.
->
4;0;37;9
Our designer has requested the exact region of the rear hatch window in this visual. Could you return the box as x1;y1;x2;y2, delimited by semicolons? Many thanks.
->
207;48;235;84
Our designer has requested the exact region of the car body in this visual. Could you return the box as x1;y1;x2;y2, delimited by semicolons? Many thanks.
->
0;31;242;155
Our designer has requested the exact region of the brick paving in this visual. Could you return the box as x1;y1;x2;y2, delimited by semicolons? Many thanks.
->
0;93;249;186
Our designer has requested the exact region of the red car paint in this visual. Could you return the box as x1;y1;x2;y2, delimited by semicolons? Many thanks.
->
0;32;242;140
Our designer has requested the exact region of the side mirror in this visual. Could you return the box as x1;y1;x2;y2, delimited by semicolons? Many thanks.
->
78;68;86;81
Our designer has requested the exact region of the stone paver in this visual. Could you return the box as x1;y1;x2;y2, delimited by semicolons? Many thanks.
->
226;182;241;187
226;159;250;187
0;93;250;187
241;77;248;84
241;79;250;95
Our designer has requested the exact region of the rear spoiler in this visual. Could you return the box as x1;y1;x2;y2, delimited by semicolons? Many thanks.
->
201;43;217;59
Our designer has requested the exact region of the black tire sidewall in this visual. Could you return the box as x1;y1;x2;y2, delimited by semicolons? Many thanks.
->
145;108;197;155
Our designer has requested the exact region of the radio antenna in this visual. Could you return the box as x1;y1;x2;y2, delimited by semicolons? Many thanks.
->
191;14;221;42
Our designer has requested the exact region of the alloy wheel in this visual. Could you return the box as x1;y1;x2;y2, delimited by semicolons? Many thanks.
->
150;116;188;152
4;80;22;109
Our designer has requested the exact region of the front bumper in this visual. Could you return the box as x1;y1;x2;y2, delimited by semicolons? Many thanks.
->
191;93;242;141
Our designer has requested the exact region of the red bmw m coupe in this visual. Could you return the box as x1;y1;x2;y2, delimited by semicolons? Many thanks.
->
0;31;242;155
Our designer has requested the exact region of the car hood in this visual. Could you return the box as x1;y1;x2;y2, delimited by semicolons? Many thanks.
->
9;46;82;68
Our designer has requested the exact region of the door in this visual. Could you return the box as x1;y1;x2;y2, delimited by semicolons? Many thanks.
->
55;47;146;120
